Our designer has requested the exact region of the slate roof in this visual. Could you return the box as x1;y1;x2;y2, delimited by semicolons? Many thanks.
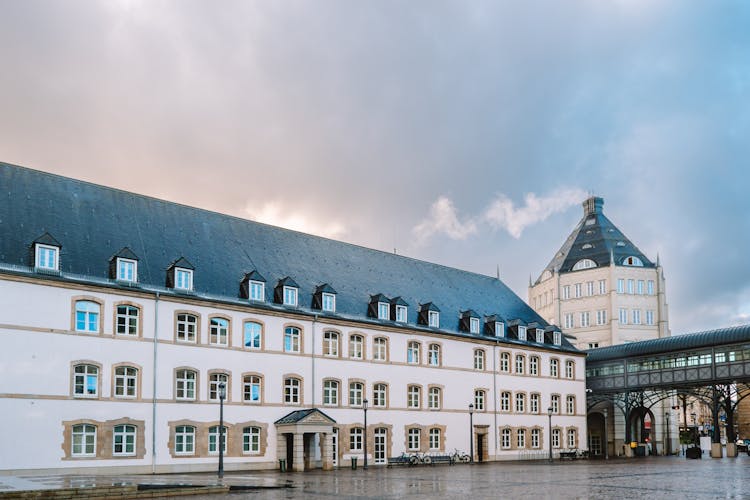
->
0;161;577;352
586;324;750;363
536;196;654;283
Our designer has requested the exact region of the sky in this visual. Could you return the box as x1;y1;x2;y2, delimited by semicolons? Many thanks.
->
1;0;749;335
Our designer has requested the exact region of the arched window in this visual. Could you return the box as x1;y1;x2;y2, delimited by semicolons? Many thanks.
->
474;349;485;370
474;389;485;411
373;337;388;361
349;427;363;451
407;385;421;408
284;377;301;404
531;428;541;449
566;360;575;379
517;428;526;448
349;381;363;406
500;391;511;412
323;331;339;356
552;428;561;448
174;425;195;455
284;326;301;353
572;259;597;271
373;383;388;407
428;387;442;409
550;358;559;377
209;317;229;346
113;424;136;456
567;428;577;449
515;393;526;413
208;425;228;454
349;335;364;359
622;255;644;267
500;352;510;372
243;375;262;403
73;364;99;398
529;356;540;375
243;426;261;454
175;369;197;400
176;313;198;343
429;428;441;450
72;424;97;457
114;366;138;398
116;305;139;336
566;395;576;415
428;343;441;366
407;341;421;364
501;428;511;449
323;380;339;406
515;355;525;374
209;372;229;401
244;321;263;349
75;301;100;333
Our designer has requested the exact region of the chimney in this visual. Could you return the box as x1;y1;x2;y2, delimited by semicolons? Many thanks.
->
583;196;604;216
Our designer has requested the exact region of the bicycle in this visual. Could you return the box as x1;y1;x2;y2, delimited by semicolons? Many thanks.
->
451;449;471;463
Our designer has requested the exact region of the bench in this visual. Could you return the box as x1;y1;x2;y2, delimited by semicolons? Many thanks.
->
559;451;577;460
387;455;412;466
428;455;455;465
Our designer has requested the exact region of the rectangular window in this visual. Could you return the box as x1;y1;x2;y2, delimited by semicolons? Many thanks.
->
373;383;387;407
243;427;260;454
580;312;590;328
429;429;441;450
531;429;540;449
632;309;641;324
517;429;526;448
637;280;644;294
176;369;196;400
648;280;655;295
117;258;137;282
284;378;300;404
116;305;139;336
74;365;98;397
373;337;387;361
113;424;136;456
495;322;505;337
350;428;363;452
35;244;59;270
349;336;363;359
515;393;525;413
564;313;574;329
535;329;544;343
530;393;539;414
646;310;654;325
574;283;582;298
550;359;559;377
283;286;298;306
518;326;527;341
114;366;137;398
617;279;625;293
377;302;389;320
588;342;599;349
552;429;561;448
529;357;538;376
175;269;193;291
407;429;420;451
474;390;485;411
244;376;261;403
428;311;440;328
627;279;634;294
249;281;265;301
598;280;606;295
586;281;594;296
75;301;100;333
562;285;570;300
244;322;262;349
176;314;197;342
596;309;607;326
208;426;227;455
175;426;195;455
470;317;480;334
551;395;560;413
553;331;562;345
619;308;628;324
322;293;336;312
209;318;229;346
395;305;407;322
72;424;97;457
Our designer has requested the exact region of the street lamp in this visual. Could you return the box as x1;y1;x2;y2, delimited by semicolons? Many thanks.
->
547;407;553;462
665;412;670;456
363;398;368;470
602;408;609;460
218;382;226;479
469;403;474;463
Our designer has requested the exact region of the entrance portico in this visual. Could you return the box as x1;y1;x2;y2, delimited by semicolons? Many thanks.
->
275;409;336;472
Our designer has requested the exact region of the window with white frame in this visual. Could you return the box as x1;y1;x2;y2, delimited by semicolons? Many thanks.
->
395;305;407;322
114;366;137;398
428;310;440;328
73;364;98;397
580;311;590;328
574;283;582;298
75;300;100;333
208;425;227;454
176;369;196;400
349;335;364;359
567;429;577;448
243;426;261;454
243;321;262;349
530;393;540;414
407;385;421;408
596;309;607;326
550;359;559;377
529;356;539;375
284;377;300;404
469;317;480;334
632;309;641;324
637;280;644;294
623;256;643;266
376;302;390;320
429;387;442;409
646;310;654;325
116;258;137;282
113;425;136;456
586;281;594;296
116;305;139;336
474;389;485;411
209;317;229;346
515;392;525;413
373;337;387;361
648;280;655;295
495;321;505;337
407;428;420;450
617;279;625;293
175;425;195;455
627;279;634;294
619;308;628;324
531;428;540;449
500;391;510;412
407;341;420;364
175;268;193;291
598;279;606;294
474;349;485;370
350;428;363;451
283;286;298;306
553;331;562;345
243;375;261;403
500;352;510;372
566;395;576;414
176;313;197;343
35;244;59;270
349;382;363;406
562;285;570;300
429;428;441;450
517;428;526;448
535;328;544;343
428;343;440;366
209;373;228;401
373;383;387;407
564;313;574;329
551;394;560;414
518;326;527;341
284;326;300;353
249;281;265;301
566;360;575;379
323;380;339;406
72;424;96;457
322;292;336;312
501;428;511;449
552;428;561;448
323;331;339;357
515;355;525;374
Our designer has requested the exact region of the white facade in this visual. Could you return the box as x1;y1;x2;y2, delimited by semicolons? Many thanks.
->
0;274;587;474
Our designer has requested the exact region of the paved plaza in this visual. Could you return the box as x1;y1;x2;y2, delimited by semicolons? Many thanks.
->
1;455;748;499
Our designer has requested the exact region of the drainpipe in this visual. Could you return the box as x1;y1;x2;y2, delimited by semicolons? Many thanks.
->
151;292;160;474
493;341;498;455
311;315;318;406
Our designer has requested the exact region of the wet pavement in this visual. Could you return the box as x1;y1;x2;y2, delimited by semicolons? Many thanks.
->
1;455;748;499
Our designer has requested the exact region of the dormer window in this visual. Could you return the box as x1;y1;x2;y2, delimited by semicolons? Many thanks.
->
117;259;137;282
470;317;480;334
495;322;505;337
396;305;407;322
428;311;440;328
175;268;193;290
553;331;562;346
274;277;299;306
240;270;266;302
572;259;597;271
622;255;644;267
391;297;408;323
518;326;527;341
322;293;335;312
460;310;480;334
368;294;390;319
36;244;59;270
313;284;336;312
535;329;544;343
377;302;389;319
167;257;195;291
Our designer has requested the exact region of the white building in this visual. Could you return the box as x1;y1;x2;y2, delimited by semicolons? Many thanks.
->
529;196;675;456
0;162;586;474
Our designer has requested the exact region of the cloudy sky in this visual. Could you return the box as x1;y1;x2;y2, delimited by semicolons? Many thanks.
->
1;1;749;335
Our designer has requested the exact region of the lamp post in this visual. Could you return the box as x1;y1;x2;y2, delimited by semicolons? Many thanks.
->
363;398;368;469
547;407;553;462
469;403;474;463
218;382;226;479
602;408;609;460
665;411;670;456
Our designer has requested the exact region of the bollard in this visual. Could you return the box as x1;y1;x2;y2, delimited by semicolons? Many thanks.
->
279;459;287;472
351;457;358;470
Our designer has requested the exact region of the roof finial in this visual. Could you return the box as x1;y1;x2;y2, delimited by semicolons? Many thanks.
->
497;264;500;280
610;248;615;266
656;252;660;266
